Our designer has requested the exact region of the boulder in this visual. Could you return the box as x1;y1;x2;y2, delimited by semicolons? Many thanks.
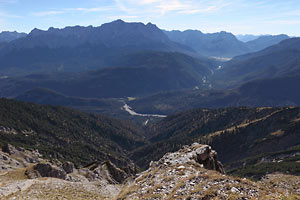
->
0;154;8;161
24;156;40;164
26;163;66;180
62;162;74;174
2;144;17;155
103;160;128;183
84;160;129;184
193;144;225;174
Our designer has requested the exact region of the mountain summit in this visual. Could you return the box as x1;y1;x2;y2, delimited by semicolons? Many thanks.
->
0;20;194;76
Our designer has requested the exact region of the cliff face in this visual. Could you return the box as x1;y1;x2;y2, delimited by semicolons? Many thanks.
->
117;143;300;200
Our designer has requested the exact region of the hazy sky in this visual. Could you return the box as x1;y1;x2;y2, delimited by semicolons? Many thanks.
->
0;0;299;35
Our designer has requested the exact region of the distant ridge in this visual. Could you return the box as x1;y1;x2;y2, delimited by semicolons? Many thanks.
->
0;31;27;43
165;30;289;57
0;20;195;76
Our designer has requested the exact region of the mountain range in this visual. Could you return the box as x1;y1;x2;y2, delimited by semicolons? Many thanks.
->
0;20;195;77
124;37;300;115
0;20;296;118
1;19;300;199
164;30;289;57
0;51;215;98
217;37;300;87
0;31;27;43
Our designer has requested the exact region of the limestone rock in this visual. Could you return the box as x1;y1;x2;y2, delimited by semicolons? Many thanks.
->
103;161;127;183
26;163;67;180
194;145;225;174
85;161;128;184
118;143;300;199
151;143;225;174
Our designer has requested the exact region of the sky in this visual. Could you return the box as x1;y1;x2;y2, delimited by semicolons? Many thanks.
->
0;0;300;36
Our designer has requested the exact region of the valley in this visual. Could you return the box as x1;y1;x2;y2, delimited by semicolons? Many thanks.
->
123;103;167;118
1;99;300;180
0;17;300;199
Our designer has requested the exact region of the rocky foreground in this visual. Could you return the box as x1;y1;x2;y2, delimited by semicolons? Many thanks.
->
0;144;125;199
1;143;300;199
117;143;300;199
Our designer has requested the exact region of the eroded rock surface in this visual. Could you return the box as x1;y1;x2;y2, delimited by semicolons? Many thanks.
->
117;143;300;199
150;143;225;174
26;163;67;179
0;144;125;199
2;144;18;155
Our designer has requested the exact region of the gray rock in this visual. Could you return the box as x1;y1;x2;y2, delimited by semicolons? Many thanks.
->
2;144;17;155
26;163;66;180
103;160;127;184
24;156;40;164
1;155;8;161
84;161;129;184
16;147;25;152
150;143;225;174
62;162;74;174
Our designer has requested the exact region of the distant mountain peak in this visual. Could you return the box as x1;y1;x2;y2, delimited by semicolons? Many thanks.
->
185;29;204;34
215;31;236;38
219;30;230;34
29;28;44;36
111;19;125;24
0;31;27;42
146;22;157;27
48;27;56;31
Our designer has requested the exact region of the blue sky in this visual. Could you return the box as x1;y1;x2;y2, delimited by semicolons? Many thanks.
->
0;0;299;35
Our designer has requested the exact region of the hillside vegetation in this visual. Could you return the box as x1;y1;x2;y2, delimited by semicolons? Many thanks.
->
0;98;146;169
130;106;300;179
1;98;300;180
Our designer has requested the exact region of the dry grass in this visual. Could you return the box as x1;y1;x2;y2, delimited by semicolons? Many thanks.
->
270;130;285;137
118;160;300;200
206;108;288;141
4;178;107;200
293;118;300;123
0;168;27;183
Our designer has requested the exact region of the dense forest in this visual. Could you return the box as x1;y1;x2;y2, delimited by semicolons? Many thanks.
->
0;98;146;170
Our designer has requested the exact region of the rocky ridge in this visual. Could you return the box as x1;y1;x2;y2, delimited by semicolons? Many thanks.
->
0;144;128;199
117;143;300;199
1;143;300;199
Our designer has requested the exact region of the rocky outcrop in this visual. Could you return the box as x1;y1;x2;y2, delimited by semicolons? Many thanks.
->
0;144;126;199
1;143;42;163
193;144;225;174
0;144;43;171
1;143;300;199
150;143;225;174
0;151;21;170
2;144;18;155
85;160;129;184
26;163;67;180
119;143;283;199
103;161;128;183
